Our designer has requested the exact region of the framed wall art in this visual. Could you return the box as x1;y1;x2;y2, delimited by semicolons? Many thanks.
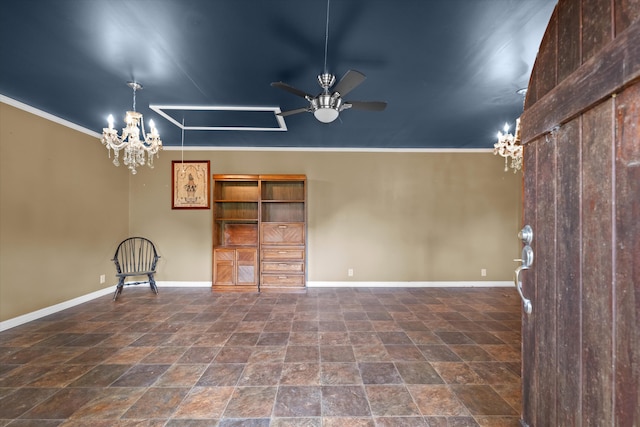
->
171;160;210;209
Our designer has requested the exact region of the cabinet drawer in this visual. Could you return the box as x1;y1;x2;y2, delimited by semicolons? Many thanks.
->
261;274;305;287
261;223;304;245
261;261;304;274
261;247;304;261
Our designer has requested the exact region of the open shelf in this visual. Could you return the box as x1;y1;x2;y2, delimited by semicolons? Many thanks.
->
261;180;305;201
214;202;258;221
214;180;259;201
261;202;305;222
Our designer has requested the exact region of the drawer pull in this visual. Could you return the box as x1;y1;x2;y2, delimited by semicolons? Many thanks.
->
279;263;288;266
278;225;288;229
278;251;287;254
278;276;287;279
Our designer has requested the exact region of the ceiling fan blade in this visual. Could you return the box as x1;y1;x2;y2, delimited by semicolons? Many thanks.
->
346;100;387;111
332;69;366;96
271;82;313;99
277;107;310;117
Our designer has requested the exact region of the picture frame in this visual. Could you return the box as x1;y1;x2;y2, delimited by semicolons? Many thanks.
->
171;160;210;209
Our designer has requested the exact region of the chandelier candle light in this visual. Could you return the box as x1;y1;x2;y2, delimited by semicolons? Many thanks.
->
101;82;162;174
494;118;523;173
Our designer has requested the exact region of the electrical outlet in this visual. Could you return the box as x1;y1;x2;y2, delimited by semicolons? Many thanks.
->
100;274;106;284
481;269;487;277
348;268;354;277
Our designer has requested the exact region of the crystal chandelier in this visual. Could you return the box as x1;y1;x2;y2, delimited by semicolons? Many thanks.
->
101;82;162;174
494;118;522;173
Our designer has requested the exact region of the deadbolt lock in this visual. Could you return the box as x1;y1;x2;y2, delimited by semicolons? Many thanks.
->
518;225;533;245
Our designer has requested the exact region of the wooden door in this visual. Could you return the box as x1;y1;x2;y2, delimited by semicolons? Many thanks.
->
518;2;639;426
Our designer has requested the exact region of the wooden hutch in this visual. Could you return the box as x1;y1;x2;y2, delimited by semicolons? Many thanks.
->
212;174;306;292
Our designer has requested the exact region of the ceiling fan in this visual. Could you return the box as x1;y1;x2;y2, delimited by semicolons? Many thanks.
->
271;0;387;123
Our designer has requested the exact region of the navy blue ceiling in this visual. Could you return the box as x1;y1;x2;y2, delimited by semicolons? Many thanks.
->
0;0;556;149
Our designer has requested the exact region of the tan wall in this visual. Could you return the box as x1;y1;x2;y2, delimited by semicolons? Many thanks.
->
0;103;129;321
1;103;522;322
131;150;522;283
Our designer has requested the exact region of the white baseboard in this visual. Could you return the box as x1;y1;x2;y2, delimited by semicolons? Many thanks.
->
156;281;212;287
0;280;513;332
156;281;515;288
0;286;114;332
157;281;514;288
307;281;513;288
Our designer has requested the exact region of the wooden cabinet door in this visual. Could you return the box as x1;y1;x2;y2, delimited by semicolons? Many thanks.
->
261;223;304;245
213;249;235;286
236;248;257;286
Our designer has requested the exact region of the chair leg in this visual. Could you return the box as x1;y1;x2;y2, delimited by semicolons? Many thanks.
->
113;278;125;301
149;275;158;295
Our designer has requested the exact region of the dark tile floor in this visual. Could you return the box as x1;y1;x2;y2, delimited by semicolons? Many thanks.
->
0;287;522;426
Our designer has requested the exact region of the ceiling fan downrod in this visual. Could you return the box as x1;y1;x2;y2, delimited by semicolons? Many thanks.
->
323;0;331;74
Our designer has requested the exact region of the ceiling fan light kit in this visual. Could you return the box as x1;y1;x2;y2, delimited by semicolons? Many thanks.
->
313;103;340;123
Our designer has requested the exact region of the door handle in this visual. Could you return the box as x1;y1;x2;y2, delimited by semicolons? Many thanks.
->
514;246;534;268
514;225;534;314
514;265;533;314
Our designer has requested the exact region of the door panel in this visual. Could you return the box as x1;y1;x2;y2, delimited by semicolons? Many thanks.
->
533;133;557;426
614;82;640;424
555;119;582;426
236;248;257;286
581;99;614;425
261;223;304;245
521;143;537;425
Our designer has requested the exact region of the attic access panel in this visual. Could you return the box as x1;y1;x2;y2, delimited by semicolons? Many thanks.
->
150;105;288;132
